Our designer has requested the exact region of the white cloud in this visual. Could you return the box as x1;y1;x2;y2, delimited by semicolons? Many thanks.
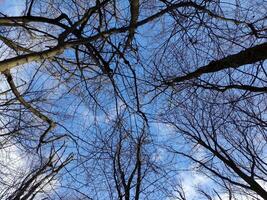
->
179;172;211;199
0;138;60;199
0;141;29;197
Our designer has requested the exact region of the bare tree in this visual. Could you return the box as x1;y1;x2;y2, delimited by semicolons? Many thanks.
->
0;0;267;199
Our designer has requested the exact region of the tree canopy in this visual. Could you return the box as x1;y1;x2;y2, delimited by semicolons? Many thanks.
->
0;0;267;199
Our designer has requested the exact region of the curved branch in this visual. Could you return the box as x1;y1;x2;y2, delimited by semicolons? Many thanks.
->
3;71;56;144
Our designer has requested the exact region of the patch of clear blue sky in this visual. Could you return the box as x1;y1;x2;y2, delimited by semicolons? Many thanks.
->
0;0;25;15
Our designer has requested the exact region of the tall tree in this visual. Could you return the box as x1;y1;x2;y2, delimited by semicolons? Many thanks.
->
0;0;267;199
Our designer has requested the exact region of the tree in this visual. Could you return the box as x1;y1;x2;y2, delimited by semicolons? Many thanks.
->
0;0;267;199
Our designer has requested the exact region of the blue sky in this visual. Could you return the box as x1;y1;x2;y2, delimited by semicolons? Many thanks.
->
0;0;24;15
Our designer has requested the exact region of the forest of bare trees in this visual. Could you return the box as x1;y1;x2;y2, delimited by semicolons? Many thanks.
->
0;0;267;199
